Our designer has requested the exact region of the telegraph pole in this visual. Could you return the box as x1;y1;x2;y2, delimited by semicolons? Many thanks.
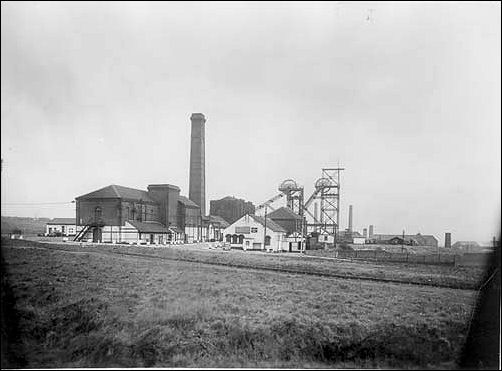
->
263;206;267;251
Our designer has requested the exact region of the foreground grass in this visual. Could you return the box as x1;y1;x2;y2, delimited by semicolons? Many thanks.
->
2;242;476;368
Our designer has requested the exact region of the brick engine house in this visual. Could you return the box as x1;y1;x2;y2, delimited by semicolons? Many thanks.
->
73;113;227;244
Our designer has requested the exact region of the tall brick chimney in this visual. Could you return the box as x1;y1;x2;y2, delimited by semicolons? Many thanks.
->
189;113;206;216
348;205;353;232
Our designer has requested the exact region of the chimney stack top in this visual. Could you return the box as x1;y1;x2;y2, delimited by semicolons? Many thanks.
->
190;113;206;122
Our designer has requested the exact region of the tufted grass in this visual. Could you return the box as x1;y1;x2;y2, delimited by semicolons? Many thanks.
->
2;240;476;368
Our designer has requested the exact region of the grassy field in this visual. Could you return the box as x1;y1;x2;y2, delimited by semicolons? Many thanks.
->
2;239;478;368
22;239;487;290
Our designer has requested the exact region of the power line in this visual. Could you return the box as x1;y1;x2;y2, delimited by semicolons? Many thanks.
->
2;201;74;205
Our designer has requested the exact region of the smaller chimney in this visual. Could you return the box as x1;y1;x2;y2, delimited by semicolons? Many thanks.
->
445;233;451;248
348;205;353;233
363;228;368;238
369;225;374;239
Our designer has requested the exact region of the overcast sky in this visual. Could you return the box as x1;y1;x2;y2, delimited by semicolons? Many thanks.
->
1;1;500;244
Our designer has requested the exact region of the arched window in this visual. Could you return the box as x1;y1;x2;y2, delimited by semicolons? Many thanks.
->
238;235;244;244
265;235;271;246
94;206;102;221
225;234;232;243
232;234;238;244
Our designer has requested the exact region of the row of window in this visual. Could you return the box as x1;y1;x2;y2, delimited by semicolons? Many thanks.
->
92;205;157;222
225;234;271;245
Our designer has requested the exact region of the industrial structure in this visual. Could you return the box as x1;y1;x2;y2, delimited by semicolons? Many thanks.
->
73;113;228;244
189;113;206;216
303;168;344;240
209;196;255;224
252;168;345;250
368;233;438;248
68;110;440;250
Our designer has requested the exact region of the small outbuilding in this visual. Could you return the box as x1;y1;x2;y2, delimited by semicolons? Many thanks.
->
46;218;77;236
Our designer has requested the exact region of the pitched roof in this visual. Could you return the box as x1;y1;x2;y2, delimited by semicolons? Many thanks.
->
178;195;200;209
47;218;76;225
268;207;302;220
209;215;230;228
249;214;287;233
128;221;170;233
76;185;155;203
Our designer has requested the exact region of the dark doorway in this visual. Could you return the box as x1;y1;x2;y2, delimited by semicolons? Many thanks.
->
289;242;292;252
150;234;154;244
92;228;102;243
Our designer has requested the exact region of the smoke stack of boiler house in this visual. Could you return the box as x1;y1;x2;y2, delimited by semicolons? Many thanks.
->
189;113;206;216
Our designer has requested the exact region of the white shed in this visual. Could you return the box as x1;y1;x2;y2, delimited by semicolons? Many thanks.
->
222;214;288;252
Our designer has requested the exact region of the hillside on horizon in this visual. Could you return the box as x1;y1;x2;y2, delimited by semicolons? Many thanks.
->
1;216;51;235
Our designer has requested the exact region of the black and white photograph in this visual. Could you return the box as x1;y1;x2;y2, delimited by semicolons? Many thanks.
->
1;1;500;369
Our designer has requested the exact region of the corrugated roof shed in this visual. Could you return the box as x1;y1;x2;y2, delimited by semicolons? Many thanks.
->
250;214;287;233
47;218;76;225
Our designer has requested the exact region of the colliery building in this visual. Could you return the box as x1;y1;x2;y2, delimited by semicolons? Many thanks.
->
73;112;230;244
267;207;302;235
209;196;255;224
370;233;438;248
75;184;228;244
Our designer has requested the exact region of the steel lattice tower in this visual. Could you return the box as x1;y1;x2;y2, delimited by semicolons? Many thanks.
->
319;168;344;244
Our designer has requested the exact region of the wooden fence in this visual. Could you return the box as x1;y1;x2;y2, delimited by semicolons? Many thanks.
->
336;249;457;265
